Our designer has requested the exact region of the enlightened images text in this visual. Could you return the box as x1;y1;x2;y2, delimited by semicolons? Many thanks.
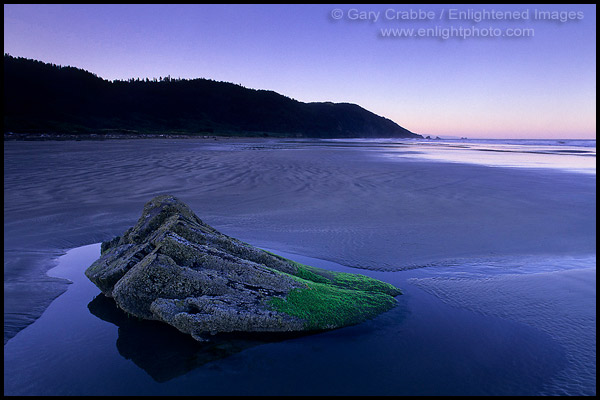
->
341;8;585;24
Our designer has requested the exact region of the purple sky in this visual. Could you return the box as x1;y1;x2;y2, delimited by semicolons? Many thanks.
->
4;4;596;139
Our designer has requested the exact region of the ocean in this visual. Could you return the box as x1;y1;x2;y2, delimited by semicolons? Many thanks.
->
322;137;596;175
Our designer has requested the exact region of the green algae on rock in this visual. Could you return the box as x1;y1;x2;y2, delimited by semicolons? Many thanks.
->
85;195;402;341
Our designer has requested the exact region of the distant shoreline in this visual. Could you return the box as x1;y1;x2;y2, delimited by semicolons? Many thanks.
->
3;132;276;141
3;132;426;141
5;132;594;142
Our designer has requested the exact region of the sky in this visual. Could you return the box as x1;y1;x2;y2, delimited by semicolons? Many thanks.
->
3;4;596;139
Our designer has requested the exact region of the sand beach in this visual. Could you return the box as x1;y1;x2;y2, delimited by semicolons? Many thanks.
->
3;138;596;395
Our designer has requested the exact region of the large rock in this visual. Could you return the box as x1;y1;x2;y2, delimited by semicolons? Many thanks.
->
86;195;401;341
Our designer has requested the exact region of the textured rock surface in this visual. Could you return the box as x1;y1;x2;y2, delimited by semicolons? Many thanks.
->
86;195;401;340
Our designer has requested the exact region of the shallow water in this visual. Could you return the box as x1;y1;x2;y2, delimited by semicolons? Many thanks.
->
6;243;594;396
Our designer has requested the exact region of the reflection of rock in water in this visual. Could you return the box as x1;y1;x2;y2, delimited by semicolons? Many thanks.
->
87;294;309;382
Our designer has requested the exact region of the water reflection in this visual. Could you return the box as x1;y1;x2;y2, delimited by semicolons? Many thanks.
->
87;294;311;382
380;141;596;175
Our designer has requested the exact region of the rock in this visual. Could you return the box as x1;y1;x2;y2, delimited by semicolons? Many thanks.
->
86;195;402;341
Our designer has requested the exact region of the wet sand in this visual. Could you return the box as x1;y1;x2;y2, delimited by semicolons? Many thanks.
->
3;138;596;344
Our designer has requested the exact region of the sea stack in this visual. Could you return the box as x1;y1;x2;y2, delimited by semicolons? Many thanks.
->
85;195;401;341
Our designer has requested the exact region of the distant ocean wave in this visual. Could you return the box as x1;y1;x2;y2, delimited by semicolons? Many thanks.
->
421;138;596;147
286;137;596;174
